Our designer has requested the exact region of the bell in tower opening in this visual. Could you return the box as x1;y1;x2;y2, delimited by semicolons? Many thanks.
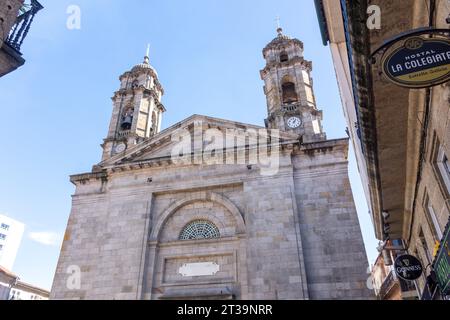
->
260;27;325;141
100;45;165;162
282;81;298;104
120;108;134;130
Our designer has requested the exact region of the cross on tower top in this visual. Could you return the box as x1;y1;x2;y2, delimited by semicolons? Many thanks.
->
275;16;283;35
144;44;150;64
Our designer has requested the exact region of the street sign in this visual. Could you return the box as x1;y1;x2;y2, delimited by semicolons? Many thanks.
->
382;36;450;88
394;254;423;281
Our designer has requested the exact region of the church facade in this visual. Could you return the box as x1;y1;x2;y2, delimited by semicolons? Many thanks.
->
50;29;373;300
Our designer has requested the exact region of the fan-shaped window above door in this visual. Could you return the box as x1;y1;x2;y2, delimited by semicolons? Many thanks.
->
179;220;220;240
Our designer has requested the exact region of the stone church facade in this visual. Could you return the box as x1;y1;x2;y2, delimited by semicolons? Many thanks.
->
50;29;373;300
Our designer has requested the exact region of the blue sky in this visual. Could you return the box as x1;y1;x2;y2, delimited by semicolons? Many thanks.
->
0;0;378;290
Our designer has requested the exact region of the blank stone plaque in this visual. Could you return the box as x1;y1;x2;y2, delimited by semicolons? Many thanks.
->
178;262;220;277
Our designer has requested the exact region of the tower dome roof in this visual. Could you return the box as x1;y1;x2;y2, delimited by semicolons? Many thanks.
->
130;45;159;77
131;58;158;76
132;63;158;75
268;28;292;44
263;28;303;56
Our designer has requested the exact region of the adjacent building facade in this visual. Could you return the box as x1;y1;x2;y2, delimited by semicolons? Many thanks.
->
0;266;49;300
316;0;450;299
0;265;16;300
371;250;418;300
51;29;373;300
9;280;49;300
0;0;43;77
0;214;24;270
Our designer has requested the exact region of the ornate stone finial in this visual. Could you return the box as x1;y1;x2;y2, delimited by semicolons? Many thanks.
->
143;44;150;64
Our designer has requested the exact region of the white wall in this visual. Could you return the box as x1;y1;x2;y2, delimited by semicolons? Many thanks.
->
0;283;11;300
9;287;48;300
0;214;25;270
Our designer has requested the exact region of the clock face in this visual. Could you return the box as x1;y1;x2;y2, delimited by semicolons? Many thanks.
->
115;143;126;153
287;116;302;128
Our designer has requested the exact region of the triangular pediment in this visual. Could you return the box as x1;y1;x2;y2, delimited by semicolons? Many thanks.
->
98;114;300;169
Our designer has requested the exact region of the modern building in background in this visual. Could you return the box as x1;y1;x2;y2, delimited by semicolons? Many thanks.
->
0;266;49;300
0;0;43;77
0;214;49;300
0;214;25;270
9;280;49;300
51;28;372;300
316;0;450;299
0;265;16;300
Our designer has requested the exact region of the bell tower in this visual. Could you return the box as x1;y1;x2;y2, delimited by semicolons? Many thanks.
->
101;46;165;161
260;27;326;142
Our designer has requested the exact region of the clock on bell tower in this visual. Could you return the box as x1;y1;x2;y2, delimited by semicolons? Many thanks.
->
260;27;326;143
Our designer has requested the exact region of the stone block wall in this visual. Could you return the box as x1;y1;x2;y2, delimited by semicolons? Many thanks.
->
51;186;152;300
409;81;450;291
51;139;373;300
0;0;23;47
242;170;308;299
293;141;374;299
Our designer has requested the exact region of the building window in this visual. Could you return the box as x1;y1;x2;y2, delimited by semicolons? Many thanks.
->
436;146;450;193
431;134;450;196
0;233;6;240
11;290;21;300
280;52;288;62
423;193;443;240
1;223;9;230
281;82;298;104
418;228;432;265
179;220;220;240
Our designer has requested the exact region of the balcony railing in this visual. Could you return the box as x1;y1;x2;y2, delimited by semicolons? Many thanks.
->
117;130;131;138
378;269;418;299
378;270;396;298
399;277;417;293
5;0;44;53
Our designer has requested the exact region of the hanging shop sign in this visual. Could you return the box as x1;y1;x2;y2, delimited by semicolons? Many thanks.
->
382;36;450;88
394;254;423;281
432;219;450;295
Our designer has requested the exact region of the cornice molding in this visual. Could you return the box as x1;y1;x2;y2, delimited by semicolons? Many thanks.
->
260;57;312;76
262;37;304;56
119;69;164;95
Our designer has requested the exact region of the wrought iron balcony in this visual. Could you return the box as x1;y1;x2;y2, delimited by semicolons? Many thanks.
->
5;0;44;53
399;277;417;293
377;269;418;299
378;270;396;298
117;130;131;138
